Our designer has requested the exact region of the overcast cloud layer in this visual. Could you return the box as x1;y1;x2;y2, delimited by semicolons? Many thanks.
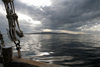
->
0;0;100;33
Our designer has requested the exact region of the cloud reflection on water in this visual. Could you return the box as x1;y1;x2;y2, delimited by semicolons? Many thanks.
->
11;34;100;66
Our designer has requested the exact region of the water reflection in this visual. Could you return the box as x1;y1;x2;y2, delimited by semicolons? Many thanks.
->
6;34;100;67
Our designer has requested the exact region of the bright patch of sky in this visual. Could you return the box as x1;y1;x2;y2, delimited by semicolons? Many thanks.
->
0;5;6;15
79;24;100;32
42;29;53;32
18;0;52;7
18;13;42;26
42;29;85;34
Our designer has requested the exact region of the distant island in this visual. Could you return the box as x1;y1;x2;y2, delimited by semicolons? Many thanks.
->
30;32;75;35
25;31;86;35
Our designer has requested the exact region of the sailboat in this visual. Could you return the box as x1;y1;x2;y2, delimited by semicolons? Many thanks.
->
0;0;65;67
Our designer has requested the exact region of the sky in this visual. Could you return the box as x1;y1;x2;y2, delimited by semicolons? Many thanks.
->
0;0;100;34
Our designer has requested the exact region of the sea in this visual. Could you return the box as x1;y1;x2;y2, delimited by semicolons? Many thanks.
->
3;34;100;67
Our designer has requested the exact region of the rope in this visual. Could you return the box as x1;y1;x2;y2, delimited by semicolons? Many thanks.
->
2;0;24;58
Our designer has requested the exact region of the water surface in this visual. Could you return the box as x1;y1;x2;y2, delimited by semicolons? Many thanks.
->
4;34;100;67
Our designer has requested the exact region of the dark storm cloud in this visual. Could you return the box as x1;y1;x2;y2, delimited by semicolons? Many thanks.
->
0;0;100;33
42;0;100;31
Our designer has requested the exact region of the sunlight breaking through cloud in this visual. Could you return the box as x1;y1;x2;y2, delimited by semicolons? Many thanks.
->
18;0;52;7
18;13;42;25
42;29;53;32
42;29;85;34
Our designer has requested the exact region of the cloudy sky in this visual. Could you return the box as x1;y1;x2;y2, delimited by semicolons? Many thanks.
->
0;0;100;34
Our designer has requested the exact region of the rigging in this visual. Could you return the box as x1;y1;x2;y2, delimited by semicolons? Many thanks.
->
2;0;24;58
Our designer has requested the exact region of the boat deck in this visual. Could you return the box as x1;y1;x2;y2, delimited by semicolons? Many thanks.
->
0;57;66;67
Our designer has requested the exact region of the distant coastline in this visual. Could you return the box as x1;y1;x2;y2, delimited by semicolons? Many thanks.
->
25;32;85;35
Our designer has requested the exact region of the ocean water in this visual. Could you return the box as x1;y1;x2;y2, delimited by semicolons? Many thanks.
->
3;34;100;67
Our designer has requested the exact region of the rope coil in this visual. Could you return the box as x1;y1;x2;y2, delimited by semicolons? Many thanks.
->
2;0;24;58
